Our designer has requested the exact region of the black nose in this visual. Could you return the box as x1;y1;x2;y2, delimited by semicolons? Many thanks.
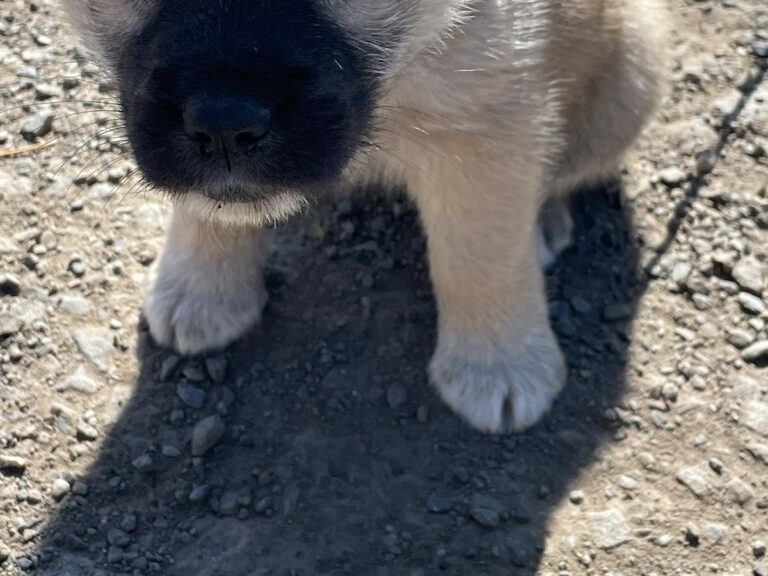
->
183;98;271;164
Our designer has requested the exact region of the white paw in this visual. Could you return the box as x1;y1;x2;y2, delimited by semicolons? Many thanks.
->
430;329;566;433
144;267;267;355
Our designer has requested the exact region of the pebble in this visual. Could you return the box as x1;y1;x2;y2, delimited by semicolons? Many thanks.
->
602;303;633;321
469;494;506;528
205;356;228;383
20;111;54;140
658;534;674;547
386;383;407;409
755;562;768;576
685;522;701;547
0;314;23;337
132;453;154;472
182;363;206;382
107;528;130;547
733;259;765;295
738;292;765;315
0;273;21;296
0;454;27;471
744;401;768;436
725;476;755;505
588;509;632;549
188;485;209;503
676;464;715;499
426;493;453;514
159;355;181;381
120;513;137;533
708;458;724;474
726;328;756;349
219;490;241;516
746;443;768;465
26;489;42;504
742;341;768;363
52;478;71;500
177;383;207;409
161;445;181;458
619;475;638;490
73;328;114;371
658;166;687;186
58;295;93;316
754;540;767;558
59;366;101;395
191;415;226;456
568;490;584;504
76;422;99;441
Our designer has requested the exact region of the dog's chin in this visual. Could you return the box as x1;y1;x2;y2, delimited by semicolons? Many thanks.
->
171;190;310;228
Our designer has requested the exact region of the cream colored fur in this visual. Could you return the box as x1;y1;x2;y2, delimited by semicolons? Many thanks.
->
63;0;666;433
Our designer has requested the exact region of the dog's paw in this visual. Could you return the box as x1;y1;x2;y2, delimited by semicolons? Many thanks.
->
143;261;267;355
430;329;566;433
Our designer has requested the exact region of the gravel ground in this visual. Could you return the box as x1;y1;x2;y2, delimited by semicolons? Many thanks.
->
1;0;767;575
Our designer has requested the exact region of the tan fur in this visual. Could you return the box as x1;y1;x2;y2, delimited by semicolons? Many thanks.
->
63;0;666;433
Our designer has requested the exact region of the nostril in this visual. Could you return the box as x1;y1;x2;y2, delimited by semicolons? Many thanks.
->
183;98;272;158
234;130;265;147
193;131;212;144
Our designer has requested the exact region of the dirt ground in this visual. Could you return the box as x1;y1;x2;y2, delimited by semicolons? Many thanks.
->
0;0;767;575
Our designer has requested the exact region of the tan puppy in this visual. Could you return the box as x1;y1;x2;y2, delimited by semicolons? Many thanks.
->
61;0;666;433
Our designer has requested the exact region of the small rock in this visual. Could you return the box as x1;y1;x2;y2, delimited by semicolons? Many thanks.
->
744;401;768;436
426;493;452;513
685;522;701;547
726;328;756;349
0;273;21;296
702;523;725;544
177;383;206;409
205;356;228;383
676;464;715;499
658;166;687;186
569;490;584;504
52;478;71;500
738;292;765;315
708;458;724;475
588;509;632;549
76;422;99;441
58;295;93;316
59;366;101;394
161;445;181;458
219;490;240;515
755;562;768;576
20;111;54;141
753;540;767;558
73;328;114;371
107;546;123;564
71;481;88;496
0;454;27;471
132;453;154;472
254;496;273;514
469;494;506;528
191;415;226;456
188;485;209;503
619;475;638;490
0;314;23;337
725;476;755;505
746;443;768;465
695;149;717;175
26;489;42;504
416;405;429;423
159;355;181;381
658;534;674;547
733;258;765;295
603;303;632;321
386;383;407;409
107;528;130;547
742;341;768;363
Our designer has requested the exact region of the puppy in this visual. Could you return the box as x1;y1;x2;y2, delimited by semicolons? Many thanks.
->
60;0;666;433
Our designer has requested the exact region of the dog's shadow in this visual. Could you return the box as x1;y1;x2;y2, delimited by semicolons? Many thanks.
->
35;184;639;576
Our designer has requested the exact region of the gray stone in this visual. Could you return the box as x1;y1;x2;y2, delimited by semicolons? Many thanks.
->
469;494;506;528
739;293;765;315
120;514;137;533
59;367;101;395
132;453;154;472
192;415;226;456
20;111;54;140
755;562;768;576
219;490;240;516
725;476;755;505
745;401;768;436
746;443;768;465
52;478;71;500
0;273;21;296
76;422;99;441
188;485;209;503
588;509;632;549
159;355;180;381
205;356;228;383
619;475;638;490
426;493;453;513
107;528;130;547
676;464;716;499
73;328;114;371
702;523;725;544
0;314;23;337
386;383;407;409
603;303;633;321
177;383;206;409
727;328;756;348
708;458;724;474
58;295;92;316
26;489;42;504
0;454;27;471
754;540;767;558
742;341;768;363
658;166;687;186
733;258;765;295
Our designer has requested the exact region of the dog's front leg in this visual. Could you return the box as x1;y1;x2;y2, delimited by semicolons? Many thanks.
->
410;137;566;433
144;206;270;354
